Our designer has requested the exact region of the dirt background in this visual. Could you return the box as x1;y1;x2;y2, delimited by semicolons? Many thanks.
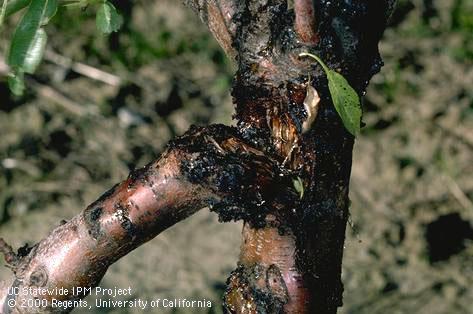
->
0;0;472;313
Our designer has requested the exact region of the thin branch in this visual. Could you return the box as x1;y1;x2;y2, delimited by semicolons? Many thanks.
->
294;0;318;44
184;0;238;58
1;149;209;313
0;239;18;267
44;50;122;86
28;80;88;116
1;52;121;87
442;174;473;211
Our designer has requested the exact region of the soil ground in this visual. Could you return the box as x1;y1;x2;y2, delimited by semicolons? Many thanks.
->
0;0;472;313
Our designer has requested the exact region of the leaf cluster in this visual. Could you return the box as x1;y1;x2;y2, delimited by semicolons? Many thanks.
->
1;0;123;95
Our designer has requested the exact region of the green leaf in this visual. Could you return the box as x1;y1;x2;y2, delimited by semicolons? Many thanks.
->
22;27;47;73
7;0;54;95
299;52;362;136
293;177;304;200
42;0;58;25
4;0;30;19
0;0;8;27
96;1;123;34
8;0;50;70
326;70;362;136
2;0;56;24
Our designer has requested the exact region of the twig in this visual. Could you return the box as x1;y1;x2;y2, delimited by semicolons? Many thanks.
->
28;80;87;116
44;50;122;86
0;0;9;27
0;50;121;86
184;0;238;58
294;0;318;44
0;238;18;267
442;174;473;211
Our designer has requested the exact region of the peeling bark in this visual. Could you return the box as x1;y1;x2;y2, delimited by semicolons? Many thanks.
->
1;1;396;313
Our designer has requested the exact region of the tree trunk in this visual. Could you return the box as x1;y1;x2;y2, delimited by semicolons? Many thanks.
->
0;1;395;313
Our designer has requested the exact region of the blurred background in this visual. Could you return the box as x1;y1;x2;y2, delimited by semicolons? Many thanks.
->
0;0;472;313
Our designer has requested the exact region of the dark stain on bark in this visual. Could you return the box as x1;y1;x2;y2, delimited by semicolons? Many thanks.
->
86;183;119;211
266;264;289;304
221;0;396;313
89;207;103;222
17;243;34;259
224;263;288;314
29;266;48;287
127;165;152;191
174;125;287;227
84;206;104;240
114;202;137;240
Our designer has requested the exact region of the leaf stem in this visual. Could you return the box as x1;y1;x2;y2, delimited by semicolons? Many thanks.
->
0;0;9;27
299;52;330;74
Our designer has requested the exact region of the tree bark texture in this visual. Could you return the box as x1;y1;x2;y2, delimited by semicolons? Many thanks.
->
0;1;395;313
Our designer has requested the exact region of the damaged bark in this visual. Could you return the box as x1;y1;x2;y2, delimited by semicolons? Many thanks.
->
0;126;295;313
1;1;395;313
219;1;395;313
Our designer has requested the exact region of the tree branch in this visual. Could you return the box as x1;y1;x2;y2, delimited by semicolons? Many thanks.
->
184;0;239;58
0;1;398;312
224;222;309;313
294;0;318;44
0;125;290;313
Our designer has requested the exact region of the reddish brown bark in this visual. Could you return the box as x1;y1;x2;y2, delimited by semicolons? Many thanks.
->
225;222;309;313
185;0;238;58
294;0;319;44
0;137;210;313
0;127;293;313
220;1;394;313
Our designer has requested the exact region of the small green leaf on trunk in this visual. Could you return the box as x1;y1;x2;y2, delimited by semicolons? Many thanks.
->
299;52;362;136
96;1;123;34
293;177;304;199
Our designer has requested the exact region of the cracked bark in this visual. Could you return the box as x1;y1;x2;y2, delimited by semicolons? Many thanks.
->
0;1;395;313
